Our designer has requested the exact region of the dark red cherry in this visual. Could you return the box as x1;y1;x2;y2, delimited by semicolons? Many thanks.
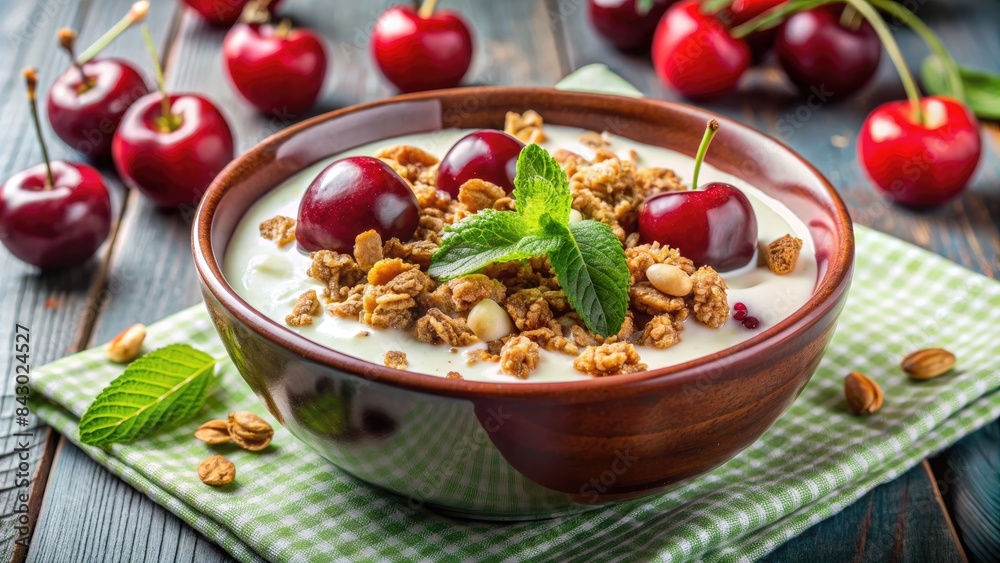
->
0;160;112;270
775;6;881;100
639;183;758;271
182;0;283;26
296;156;420;254
651;0;750;99
46;58;149;159
436;130;524;197
587;0;674;53
222;21;328;116
112;92;234;209
371;3;474;93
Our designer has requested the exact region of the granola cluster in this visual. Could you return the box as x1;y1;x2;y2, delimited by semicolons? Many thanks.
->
262;111;782;380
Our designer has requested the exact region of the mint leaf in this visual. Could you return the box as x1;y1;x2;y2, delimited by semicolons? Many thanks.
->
546;218;629;337
428;144;630;336
513;144;572;227
429;209;561;280
79;344;216;447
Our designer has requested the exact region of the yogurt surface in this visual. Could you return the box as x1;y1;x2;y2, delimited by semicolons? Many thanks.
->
223;126;818;382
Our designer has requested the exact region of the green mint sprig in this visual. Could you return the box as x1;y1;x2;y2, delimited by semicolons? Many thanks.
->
429;144;629;337
79;344;216;446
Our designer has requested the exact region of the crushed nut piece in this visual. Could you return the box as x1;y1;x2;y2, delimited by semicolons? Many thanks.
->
573;342;647;376
505;110;546;143
259;215;296;246
227;411;274;451
107;323;146;363
626;243;695;282
500;335;540;379
353;229;384;271
466;349;500;365
375;145;438;183
308;250;364;302
415;308;478;346
384;350;408;369
579;130;610;149
506;288;554;331
194;419;231;444
198;455;235;486
367;258;417;286
458;178;507;212
640;314;684;349
765;234;803;275
285;289;321;326
844;371;883;415
689;266;729;328
519;327;579;355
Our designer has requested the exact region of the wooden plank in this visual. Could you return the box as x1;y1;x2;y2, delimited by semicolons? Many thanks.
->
27;1;566;561
0;0;167;559
765;461;967;562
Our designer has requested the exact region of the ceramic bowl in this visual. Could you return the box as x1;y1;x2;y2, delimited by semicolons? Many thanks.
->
193;88;854;520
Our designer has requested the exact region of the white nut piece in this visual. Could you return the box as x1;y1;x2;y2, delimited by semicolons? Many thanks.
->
107;323;147;363
646;263;693;297
466;299;514;342
569;209;584;223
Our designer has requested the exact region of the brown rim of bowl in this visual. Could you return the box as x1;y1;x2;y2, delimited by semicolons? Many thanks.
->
193;87;854;401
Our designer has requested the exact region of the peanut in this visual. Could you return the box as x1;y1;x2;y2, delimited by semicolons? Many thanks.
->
467;299;514;342
106;323;146;363
569;209;584;223
646;263;693;297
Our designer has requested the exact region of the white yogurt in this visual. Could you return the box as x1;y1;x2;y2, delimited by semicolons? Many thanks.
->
223;126;817;382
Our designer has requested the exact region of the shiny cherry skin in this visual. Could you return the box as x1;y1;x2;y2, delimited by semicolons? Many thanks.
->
371;5;473;93
181;0;283;26
297;156;419;254
112;92;234;209
587;0;673;52
223;22;328;115
46;58;149;159
436;130;524;197
725;0;784;62
0;161;112;270
652;0;750;99
858;96;981;207
638;183;758;271
776;6;881;100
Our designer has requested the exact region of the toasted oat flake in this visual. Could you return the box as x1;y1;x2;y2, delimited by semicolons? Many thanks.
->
446;371;463;380
573;342;647;376
285;289;321;326
353;229;384;271
765;234;803;276
384;350;408;369
259;215;296;246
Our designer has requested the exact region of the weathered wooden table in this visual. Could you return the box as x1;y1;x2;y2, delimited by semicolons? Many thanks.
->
1;0;996;560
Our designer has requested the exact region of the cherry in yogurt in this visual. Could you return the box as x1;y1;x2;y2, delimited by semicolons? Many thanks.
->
296;156;420;254
436;130;524;197
638;120;758;271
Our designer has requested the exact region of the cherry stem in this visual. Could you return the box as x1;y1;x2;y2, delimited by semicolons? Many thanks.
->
866;0;965;102
275;18;292;39
418;0;439;18
731;0;830;38
841;0;924;124
240;0;272;24
77;1;149;64
23;68;54;189
699;0;733;16
691;119;719;189
142;25;181;132
839;5;862;31
58;28;90;86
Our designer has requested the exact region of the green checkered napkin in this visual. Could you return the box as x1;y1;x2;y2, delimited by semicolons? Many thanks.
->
30;68;1000;561
30;227;1000;563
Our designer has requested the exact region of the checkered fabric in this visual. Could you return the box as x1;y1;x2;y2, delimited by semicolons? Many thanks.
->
29;225;1000;562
